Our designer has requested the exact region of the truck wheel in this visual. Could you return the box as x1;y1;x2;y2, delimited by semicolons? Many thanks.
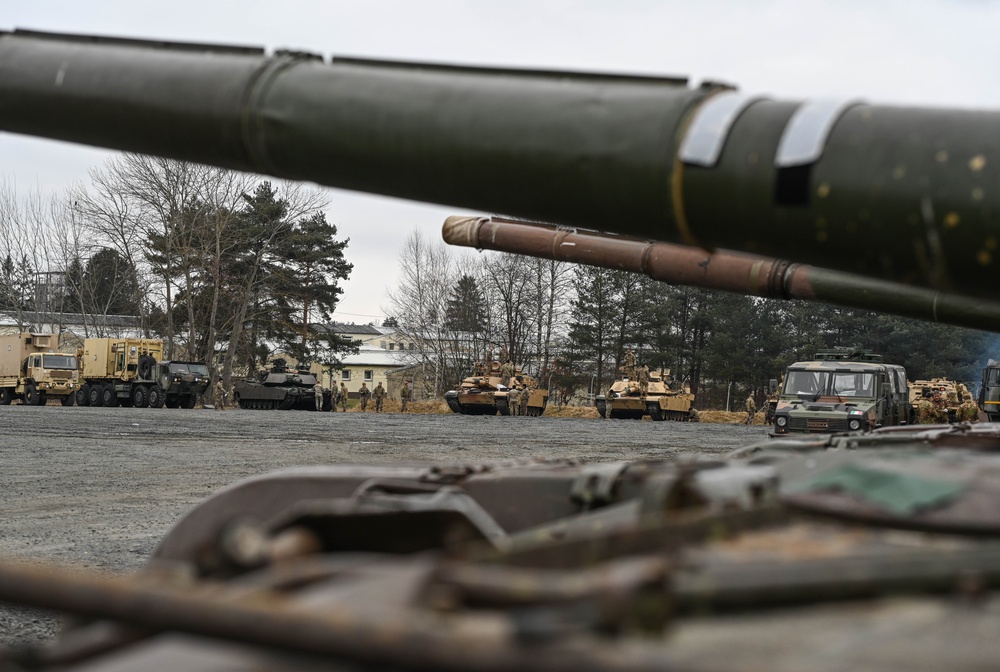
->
148;385;165;408
76;385;90;406
0;388;11;405
89;385;103;407
165;395;179;408
102;384;119;408
24;381;43;406
61;394;75;407
131;384;149;408
182;394;198;409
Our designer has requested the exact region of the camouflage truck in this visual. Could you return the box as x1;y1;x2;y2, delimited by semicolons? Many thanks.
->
76;338;165;408
153;361;212;409
0;333;79;406
909;377;978;423
979;362;1000;422
772;348;912;434
595;370;696;421
445;361;548;416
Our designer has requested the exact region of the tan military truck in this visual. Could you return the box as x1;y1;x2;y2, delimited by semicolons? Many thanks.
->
0;332;80;406
76;338;166;408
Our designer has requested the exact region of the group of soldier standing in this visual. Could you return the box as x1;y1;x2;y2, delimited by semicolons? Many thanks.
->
322;380;396;413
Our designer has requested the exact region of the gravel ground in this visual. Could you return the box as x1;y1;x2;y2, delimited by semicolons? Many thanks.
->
0;405;768;647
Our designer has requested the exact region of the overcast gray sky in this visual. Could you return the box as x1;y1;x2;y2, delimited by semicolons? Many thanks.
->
4;0;999;324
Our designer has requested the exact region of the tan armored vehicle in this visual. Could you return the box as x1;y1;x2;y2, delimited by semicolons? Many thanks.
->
908;378;978;423
0;333;79;405
445;361;548;416
596;369;696;420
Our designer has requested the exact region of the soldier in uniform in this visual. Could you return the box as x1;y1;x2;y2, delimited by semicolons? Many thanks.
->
339;382;349;412
637;364;649;397
373;382;385;412
623;349;637;379
400;381;411;413
744;392;757;425
508;386;520;416
520;383;530;416
214;377;226;411
358;382;371;411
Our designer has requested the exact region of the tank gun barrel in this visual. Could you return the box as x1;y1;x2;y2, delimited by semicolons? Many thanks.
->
2;30;1000;299
443;216;1000;332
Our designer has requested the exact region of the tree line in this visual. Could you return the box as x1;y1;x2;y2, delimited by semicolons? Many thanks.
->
388;234;997;407
0;156;354;386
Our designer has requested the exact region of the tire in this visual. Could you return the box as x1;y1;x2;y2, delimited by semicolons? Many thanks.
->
182;394;198;409
102;384;119;408
165;395;179;408
131;384;149;408
89;385;103;407
61;394;75;407
0;388;11;405
77;385;90;406
137;355;156;380
148;385;165;408
24;381;43;406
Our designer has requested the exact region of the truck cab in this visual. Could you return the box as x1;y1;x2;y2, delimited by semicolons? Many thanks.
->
772;349;911;434
155;361;211;409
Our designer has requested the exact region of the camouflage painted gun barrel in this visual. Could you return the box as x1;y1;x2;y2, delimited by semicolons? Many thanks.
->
1;30;998;299
443;216;1000;333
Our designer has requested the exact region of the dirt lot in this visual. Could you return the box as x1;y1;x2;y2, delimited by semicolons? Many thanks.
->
0;405;768;647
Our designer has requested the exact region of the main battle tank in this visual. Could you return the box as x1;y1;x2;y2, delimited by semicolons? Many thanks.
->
232;360;318;411
596;370;696;421
4;27;1000;671
444;361;548;416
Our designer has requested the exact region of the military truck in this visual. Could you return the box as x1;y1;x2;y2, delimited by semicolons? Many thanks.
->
0;332;79;406
596;370;696;421
979;362;1000;422
76;338;165;408
772;348;912;434
153;361;211;408
445;361;548;416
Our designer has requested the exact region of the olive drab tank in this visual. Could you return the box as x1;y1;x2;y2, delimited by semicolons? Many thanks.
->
596;369;696;421
232;360;318;411
444;360;548;416
7;27;1000;672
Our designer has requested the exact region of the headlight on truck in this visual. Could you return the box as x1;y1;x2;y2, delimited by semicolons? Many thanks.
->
775;416;787;427
848;418;862;431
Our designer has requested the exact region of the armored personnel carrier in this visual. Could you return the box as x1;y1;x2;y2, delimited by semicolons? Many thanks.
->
444;361;548;416
5;26;1000;671
233;360;318;411
595;370;696;420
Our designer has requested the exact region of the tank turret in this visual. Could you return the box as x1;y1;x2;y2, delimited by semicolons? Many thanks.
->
5;27;1000;672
